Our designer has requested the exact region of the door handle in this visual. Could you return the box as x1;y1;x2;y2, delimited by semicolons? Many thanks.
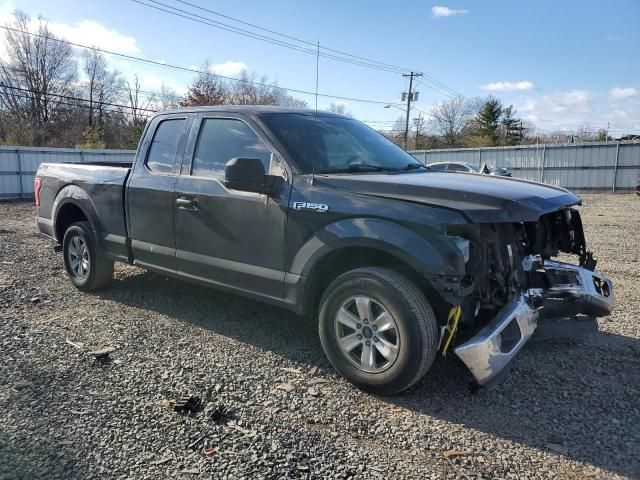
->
176;197;198;210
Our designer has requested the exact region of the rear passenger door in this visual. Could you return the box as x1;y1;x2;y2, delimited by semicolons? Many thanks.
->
173;113;291;301
126;114;192;274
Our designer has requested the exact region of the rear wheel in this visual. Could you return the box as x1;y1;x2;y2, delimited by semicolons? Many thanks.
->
62;221;113;291
318;267;439;395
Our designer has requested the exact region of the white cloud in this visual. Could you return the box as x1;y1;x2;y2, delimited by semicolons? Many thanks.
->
138;73;187;96
208;61;247;77
516;99;537;112
469;85;640;134
543;89;592;113
0;7;141;56
432;6;468;17
610;87;638;99
481;81;535;92
47;20;140;54
141;73;163;89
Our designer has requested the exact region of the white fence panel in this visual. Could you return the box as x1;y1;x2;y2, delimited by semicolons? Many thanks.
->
410;141;640;192
0;146;135;199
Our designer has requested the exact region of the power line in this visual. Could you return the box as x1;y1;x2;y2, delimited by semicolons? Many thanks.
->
415;78;461;99
172;0;420;74
2;64;179;103
132;0;404;74
4;92;155;120
134;0;413;75
131;0;464;99
0;83;157;113
0;24;404;107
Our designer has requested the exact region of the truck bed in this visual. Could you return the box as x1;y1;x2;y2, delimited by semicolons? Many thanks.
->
36;163;131;256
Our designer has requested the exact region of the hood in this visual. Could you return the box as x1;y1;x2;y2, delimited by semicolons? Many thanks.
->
319;172;580;223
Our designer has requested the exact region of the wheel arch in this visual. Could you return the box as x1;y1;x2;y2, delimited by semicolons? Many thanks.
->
292;218;457;319
52;185;100;243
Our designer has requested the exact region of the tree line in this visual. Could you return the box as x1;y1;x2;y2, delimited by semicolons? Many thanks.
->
383;95;610;150
0;11;307;149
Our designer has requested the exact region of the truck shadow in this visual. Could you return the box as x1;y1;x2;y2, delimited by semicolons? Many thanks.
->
98;268;640;479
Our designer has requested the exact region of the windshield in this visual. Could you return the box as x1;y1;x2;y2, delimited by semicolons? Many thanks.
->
260;113;424;174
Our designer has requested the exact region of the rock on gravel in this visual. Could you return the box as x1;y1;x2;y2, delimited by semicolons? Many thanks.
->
0;195;639;479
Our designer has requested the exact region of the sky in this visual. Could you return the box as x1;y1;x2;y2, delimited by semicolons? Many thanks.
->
2;0;639;136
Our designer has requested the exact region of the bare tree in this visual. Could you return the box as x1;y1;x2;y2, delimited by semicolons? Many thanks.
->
152;82;181;111
0;10;77;145
82;48;124;128
327;102;352;117
412;114;428;149
178;61;307;108
229;70;276;105
379;116;407;147
278;95;308;109
118;75;154;148
427;96;474;147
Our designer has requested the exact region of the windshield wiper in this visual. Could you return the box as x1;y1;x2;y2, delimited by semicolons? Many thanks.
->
404;163;429;171
386;163;430;174
318;164;401;174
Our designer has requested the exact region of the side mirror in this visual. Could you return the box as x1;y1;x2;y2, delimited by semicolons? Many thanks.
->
224;157;280;195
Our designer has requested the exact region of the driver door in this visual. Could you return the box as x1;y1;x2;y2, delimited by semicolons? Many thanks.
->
173;113;291;301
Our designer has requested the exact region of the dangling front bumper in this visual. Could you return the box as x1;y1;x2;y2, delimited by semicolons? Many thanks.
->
454;259;614;385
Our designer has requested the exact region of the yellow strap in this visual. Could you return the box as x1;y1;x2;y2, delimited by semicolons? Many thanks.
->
442;305;462;357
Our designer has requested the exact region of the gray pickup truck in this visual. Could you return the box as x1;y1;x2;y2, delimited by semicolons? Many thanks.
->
35;106;615;394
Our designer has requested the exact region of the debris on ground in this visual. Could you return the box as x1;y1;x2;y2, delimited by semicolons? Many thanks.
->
279;367;302;374
149;456;172;465
443;450;474;459
173;395;203;413
276;382;295;392
65;338;84;350
87;346;116;359
187;436;205;450
208;404;233;423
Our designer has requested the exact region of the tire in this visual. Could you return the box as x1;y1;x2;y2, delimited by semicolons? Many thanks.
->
319;267;439;395
62;221;114;291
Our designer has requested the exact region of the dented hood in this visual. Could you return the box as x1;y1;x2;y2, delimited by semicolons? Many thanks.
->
320;172;581;223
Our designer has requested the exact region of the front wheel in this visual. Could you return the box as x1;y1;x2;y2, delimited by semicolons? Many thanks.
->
62;221;114;291
318;267;439;395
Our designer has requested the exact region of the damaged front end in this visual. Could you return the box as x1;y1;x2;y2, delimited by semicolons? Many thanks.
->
429;207;615;385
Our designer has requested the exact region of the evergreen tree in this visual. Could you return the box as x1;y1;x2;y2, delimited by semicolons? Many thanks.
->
475;97;503;146
502;105;522;146
472;97;523;146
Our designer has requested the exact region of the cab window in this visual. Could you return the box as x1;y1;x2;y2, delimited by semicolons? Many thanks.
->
146;118;185;174
192;118;272;179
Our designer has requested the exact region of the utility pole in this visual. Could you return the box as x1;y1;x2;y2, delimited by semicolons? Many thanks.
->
402;72;422;149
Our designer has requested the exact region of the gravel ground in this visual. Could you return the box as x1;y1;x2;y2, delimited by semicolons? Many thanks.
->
0;194;638;480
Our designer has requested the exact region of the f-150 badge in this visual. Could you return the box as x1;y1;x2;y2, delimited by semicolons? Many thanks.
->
291;201;329;213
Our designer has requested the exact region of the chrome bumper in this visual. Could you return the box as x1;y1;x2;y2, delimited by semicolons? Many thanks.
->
454;296;538;385
541;259;615;318
455;259;614;385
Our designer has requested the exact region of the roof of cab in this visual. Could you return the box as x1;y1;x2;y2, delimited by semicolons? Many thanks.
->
155;105;349;118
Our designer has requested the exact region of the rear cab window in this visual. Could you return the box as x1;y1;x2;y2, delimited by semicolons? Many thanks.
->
146;118;186;174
